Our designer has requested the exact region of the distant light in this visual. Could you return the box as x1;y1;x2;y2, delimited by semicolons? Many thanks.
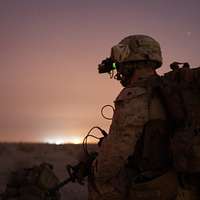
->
46;138;65;145
44;136;82;145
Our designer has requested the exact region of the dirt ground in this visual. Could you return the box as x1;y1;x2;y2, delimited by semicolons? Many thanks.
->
0;143;96;200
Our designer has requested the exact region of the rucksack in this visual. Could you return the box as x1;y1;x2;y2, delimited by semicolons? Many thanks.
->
158;62;200;173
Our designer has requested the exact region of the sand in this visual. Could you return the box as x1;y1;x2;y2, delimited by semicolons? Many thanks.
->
0;143;96;200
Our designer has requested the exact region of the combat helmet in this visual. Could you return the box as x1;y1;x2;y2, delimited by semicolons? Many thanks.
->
110;35;163;69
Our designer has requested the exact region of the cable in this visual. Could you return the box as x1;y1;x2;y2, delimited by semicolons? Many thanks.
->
82;104;114;155
101;105;115;120
82;126;108;156
82;127;102;155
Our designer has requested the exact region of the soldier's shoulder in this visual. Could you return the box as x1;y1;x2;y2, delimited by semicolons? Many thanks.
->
115;86;147;102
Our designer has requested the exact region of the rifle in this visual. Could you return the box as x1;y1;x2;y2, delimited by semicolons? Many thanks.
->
47;151;98;195
48;126;107;196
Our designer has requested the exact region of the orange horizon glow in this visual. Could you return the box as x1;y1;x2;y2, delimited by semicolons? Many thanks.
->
0;1;199;142
44;136;82;145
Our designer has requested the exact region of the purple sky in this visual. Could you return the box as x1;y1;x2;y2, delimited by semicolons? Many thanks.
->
0;0;199;143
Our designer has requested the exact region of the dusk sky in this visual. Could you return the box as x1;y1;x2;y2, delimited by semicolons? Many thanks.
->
0;0;200;143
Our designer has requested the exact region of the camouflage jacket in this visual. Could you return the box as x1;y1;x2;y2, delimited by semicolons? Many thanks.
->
89;83;167;199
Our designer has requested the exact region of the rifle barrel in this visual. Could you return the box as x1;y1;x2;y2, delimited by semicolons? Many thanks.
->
48;177;73;193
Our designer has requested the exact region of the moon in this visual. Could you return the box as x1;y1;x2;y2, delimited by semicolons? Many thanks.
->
186;31;192;36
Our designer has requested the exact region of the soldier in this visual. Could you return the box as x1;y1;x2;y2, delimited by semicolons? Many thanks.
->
88;35;178;200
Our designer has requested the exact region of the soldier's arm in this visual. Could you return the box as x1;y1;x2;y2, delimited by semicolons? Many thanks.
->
94;87;149;181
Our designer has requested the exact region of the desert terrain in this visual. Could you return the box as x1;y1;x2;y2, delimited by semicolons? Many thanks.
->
0;143;96;200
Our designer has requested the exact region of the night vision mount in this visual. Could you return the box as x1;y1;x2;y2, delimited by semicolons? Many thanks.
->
98;57;119;74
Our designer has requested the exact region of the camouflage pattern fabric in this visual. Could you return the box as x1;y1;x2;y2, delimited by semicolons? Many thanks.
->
88;83;178;200
111;35;162;68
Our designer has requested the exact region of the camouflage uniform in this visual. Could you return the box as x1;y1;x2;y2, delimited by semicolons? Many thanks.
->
89;35;178;200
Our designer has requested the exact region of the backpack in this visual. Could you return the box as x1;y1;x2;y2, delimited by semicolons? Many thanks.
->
158;62;200;173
